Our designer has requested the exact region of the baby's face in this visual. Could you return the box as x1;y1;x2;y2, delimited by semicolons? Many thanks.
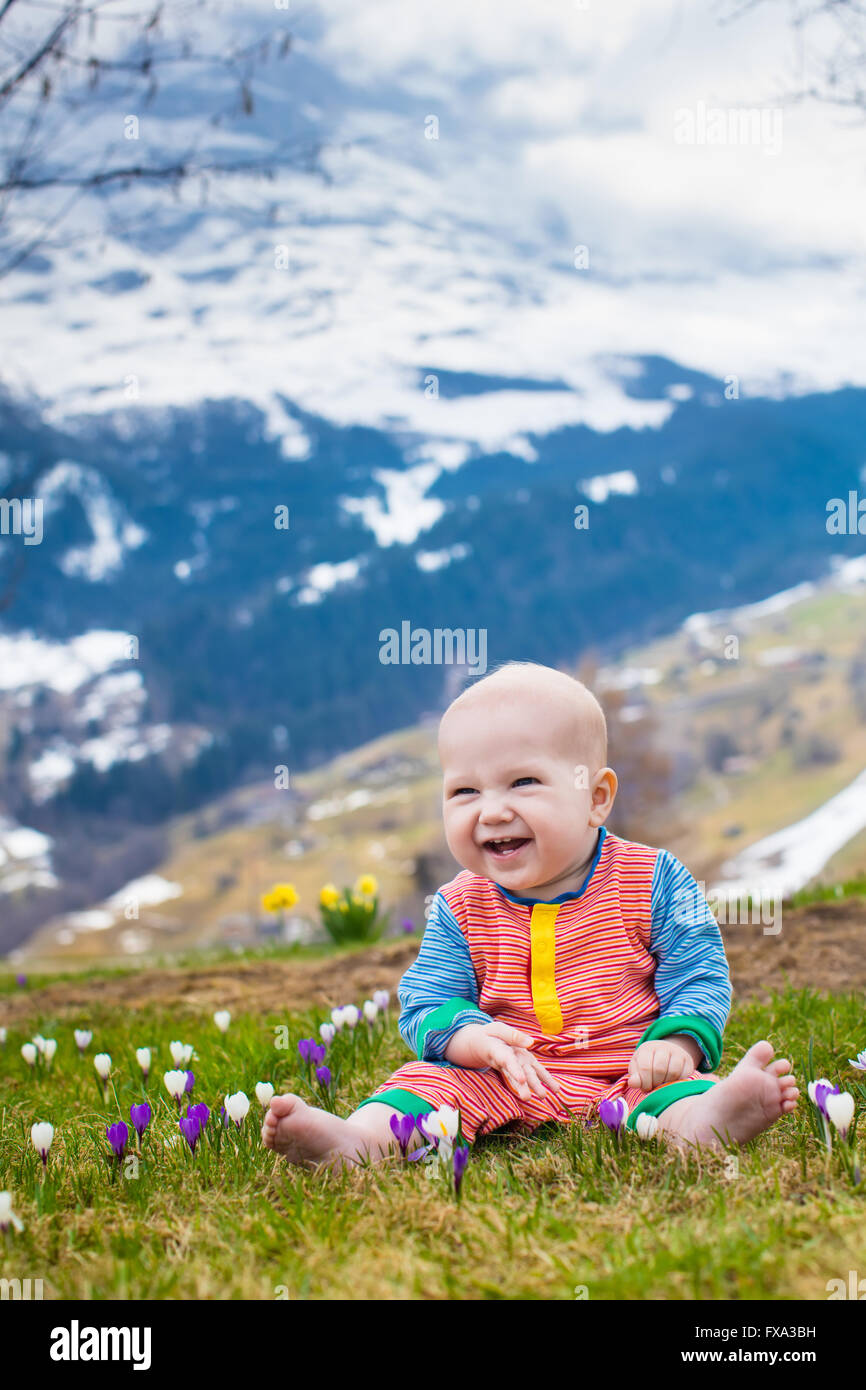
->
440;693;614;898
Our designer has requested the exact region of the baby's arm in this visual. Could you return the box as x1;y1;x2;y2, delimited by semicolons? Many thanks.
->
629;851;732;1090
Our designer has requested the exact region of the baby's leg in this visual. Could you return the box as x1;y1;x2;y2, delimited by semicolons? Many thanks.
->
261;1095;426;1170
654;1041;798;1149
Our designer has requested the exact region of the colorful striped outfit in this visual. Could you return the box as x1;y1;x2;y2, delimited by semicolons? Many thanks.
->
356;827;730;1141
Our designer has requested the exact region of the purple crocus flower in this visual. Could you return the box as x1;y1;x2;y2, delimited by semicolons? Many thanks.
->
814;1082;840;1118
312;1042;327;1065
179;1115;201;1152
315;1065;331;1088
298;1038;316;1064
129;1103;151;1139
106;1121;129;1160
598;1097;628;1134
415;1112;431;1136
16;974;27;987
220;1105;229;1126
184;1070;195;1094
401;918;414;934
453;1144;470;1196
187;1102;210;1130
389;1112;416;1157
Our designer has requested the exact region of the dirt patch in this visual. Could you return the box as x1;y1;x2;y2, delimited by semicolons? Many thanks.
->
3;900;864;1025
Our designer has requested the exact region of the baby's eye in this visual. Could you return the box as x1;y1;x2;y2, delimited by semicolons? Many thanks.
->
450;787;477;797
512;777;540;787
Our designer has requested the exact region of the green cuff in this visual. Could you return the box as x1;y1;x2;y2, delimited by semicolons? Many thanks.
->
354;1088;436;1118
637;1014;723;1071
416;996;487;1060
625;1077;716;1131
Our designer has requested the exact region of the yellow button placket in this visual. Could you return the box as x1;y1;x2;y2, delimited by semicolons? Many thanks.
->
529;903;564;1034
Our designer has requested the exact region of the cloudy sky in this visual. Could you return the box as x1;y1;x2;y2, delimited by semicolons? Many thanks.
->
3;0;865;450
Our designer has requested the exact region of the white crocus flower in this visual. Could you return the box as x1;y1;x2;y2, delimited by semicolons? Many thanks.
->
342;1005;360;1029
319;1022;336;1045
362;1000;378;1023
32;1034;47;1055
373;989;389;1011
420;1105;460;1161
635;1113;659;1140
807;1078;833;1105
169;1041;193;1066
0;1191;23;1232
0;1027;7;1045
136;1047;151;1076
224;1092;250;1126
74;1029;92;1052
825;1091;855;1140
30;1122;54;1162
255;1082;274;1108
93;1053;112;1080
213;1011;231;1034
21;1043;37;1067
163;1070;188;1101
330;1007;346;1032
42;1039;57;1065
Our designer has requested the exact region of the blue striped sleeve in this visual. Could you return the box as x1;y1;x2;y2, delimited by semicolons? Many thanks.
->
646;851;731;1069
398;890;493;1061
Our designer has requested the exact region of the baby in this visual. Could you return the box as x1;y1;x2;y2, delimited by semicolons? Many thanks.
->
262;662;798;1167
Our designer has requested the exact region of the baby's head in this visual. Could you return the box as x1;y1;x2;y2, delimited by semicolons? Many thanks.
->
438;662;617;898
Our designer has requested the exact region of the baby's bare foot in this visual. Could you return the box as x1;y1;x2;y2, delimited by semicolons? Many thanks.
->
261;1093;372;1170
660;1040;799;1149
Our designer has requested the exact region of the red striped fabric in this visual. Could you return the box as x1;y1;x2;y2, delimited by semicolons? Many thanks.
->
367;831;705;1141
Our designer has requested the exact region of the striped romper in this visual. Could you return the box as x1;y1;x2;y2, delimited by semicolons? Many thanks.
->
356;826;730;1141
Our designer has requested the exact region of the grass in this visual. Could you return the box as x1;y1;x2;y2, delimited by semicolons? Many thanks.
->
1;981;865;1299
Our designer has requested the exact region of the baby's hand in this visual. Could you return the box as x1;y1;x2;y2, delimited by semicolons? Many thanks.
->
627;1039;694;1092
444;1022;563;1102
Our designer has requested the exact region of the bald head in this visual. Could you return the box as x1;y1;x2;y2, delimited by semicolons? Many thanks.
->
439;662;608;775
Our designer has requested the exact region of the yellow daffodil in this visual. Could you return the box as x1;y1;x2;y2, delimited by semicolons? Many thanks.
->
320;884;340;909
356;874;378;897
273;882;299;909
261;891;278;913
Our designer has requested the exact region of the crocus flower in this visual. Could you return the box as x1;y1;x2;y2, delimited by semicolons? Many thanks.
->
315;1066;332;1088
213;1010;231;1033
342;1005;360;1029
329;1008;346;1032
389;1112;416;1158
826;1091;855;1141
319;1022;336;1046
0;1027;6;1045
635;1113;660;1140
43;1039;57;1065
130;1103;151;1139
30;1122;54;1165
373;990;389;1011
401;918;414;934
453;1144;470;1197
16;974;27;987
298;1038;317;1064
74;1029;92;1052
187;1102;210;1130
849;1050;866;1071
362;1000;378;1023
808;1079;840;1117
93;1053;112;1081
224;1092;250;1127
106;1121;129;1160
136;1047;151;1078
311;1042;326;1065
598;1097;629;1134
21;1043;37;1068
0;1191;23;1233
184;1070;195;1094
255;1082;274;1108
419;1105;460;1161
169;1041;193;1066
163;1069;188;1103
179;1115;202;1152
32;1034;47;1054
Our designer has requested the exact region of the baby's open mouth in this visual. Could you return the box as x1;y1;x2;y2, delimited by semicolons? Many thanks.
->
482;836;531;859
